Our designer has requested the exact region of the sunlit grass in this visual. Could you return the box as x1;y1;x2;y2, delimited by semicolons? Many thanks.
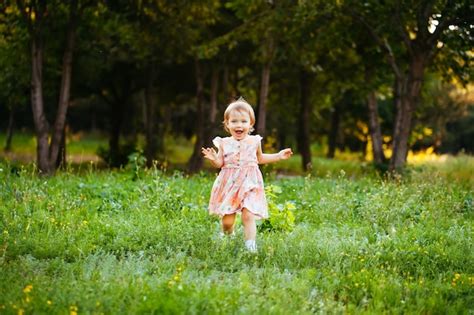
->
0;132;37;154
0;132;106;164
66;132;106;154
407;146;449;164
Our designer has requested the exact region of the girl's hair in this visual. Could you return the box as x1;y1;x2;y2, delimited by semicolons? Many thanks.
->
223;97;256;133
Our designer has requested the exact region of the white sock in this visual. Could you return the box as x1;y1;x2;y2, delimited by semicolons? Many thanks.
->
219;231;235;238
245;240;257;252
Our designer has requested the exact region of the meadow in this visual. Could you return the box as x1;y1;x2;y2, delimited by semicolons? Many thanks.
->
0;152;473;314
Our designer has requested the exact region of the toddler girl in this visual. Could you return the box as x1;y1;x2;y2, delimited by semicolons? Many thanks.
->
202;98;293;252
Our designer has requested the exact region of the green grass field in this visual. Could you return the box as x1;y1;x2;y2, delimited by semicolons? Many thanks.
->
0;155;473;314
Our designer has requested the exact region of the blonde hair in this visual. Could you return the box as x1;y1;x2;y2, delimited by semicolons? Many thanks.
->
223;98;256;133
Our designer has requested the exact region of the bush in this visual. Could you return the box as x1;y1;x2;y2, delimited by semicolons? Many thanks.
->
258;184;296;233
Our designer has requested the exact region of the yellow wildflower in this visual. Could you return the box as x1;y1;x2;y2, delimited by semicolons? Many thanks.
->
23;285;33;294
70;305;78;315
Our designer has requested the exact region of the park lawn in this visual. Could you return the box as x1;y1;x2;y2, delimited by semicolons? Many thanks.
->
0;160;473;314
0;132;106;155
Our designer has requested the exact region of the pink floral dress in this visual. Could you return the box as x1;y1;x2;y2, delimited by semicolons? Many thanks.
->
208;135;268;219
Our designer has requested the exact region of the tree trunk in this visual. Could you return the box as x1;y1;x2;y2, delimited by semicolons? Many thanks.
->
30;34;50;174
49;0;78;172
144;64;157;167
108;99;124;166
367;91;386;164
390;88;412;171
4;107;14;152
25;0;78;175
222;65;230;103
210;67;219;124
188;59;206;172
327;103;341;159
231;67;239;100
297;70;312;171
256;63;271;137
256;37;274;137
389;56;425;171
55;126;66;169
105;63;134;167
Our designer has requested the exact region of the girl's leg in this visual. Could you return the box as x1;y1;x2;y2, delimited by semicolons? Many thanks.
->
241;208;256;240
221;213;236;234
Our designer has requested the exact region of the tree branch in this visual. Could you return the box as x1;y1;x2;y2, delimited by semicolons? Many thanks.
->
395;0;414;56
426;16;450;49
425;0;474;50
348;7;402;80
416;0;435;40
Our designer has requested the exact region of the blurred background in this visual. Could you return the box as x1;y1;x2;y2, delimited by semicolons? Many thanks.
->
0;0;472;175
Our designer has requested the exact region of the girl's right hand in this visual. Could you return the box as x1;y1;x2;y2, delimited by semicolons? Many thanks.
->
202;147;218;161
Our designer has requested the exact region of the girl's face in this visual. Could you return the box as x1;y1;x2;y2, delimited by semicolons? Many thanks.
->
226;110;252;140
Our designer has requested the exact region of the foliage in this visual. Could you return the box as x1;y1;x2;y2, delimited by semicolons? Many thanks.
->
258;184;296;233
0;159;473;313
126;150;147;180
0;0;473;172
97;142;139;168
0;5;29;113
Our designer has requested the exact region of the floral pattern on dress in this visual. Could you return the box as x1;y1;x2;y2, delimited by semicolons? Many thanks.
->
209;135;268;219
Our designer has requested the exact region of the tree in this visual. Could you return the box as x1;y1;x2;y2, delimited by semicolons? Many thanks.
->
129;0;219;167
221;0;297;138
14;0;93;174
414;76;473;152
345;0;473;171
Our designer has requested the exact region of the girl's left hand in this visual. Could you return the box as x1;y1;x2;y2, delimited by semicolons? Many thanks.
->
278;148;293;160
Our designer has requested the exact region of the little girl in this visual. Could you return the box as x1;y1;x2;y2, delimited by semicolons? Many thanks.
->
202;98;293;252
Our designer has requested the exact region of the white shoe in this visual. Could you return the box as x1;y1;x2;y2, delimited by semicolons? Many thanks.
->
245;240;257;253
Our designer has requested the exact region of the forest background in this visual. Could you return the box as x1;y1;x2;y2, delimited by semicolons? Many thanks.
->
0;0;472;175
1;1;473;313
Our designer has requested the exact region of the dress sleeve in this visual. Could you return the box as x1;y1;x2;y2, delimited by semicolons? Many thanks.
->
254;135;263;143
212;136;223;148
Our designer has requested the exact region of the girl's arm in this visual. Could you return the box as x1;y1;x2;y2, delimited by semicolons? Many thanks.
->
257;142;293;164
202;143;224;168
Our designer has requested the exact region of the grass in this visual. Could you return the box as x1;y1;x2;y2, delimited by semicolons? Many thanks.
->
0;157;473;314
0;132;105;165
0;132;107;155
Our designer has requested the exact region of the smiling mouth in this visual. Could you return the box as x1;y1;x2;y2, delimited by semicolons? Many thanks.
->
234;130;244;135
